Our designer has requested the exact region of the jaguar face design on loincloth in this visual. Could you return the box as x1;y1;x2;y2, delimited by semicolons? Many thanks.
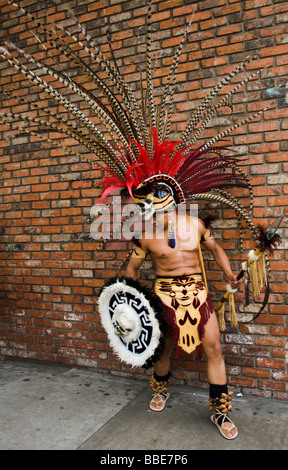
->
155;274;213;355
157;276;205;310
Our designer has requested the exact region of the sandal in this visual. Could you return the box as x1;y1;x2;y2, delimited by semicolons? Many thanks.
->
209;390;238;440
210;411;238;440
149;372;170;411
150;393;170;412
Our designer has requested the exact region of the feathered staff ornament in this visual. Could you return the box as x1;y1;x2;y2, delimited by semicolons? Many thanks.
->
0;0;280;351
215;216;283;331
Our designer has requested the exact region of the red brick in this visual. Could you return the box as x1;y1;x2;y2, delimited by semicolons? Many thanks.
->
242;367;270;378
258;380;286;392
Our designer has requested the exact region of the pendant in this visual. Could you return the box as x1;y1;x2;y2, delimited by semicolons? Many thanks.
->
168;219;176;248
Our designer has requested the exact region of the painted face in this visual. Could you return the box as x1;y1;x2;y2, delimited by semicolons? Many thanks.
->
135;196;155;220
133;187;175;221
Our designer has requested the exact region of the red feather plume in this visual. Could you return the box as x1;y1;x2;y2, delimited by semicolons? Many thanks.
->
97;127;189;201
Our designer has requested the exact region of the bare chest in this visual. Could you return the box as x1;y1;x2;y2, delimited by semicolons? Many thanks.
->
146;225;198;259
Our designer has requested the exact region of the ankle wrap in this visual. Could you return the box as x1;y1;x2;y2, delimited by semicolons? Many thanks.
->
150;372;170;395
209;383;233;413
209;390;233;413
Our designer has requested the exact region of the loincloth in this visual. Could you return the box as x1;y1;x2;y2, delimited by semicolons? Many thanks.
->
155;273;214;359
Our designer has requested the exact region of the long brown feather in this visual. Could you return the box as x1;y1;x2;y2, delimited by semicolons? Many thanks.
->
180;56;258;145
146;0;156;134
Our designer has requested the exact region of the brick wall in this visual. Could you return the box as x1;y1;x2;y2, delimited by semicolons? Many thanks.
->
0;0;287;399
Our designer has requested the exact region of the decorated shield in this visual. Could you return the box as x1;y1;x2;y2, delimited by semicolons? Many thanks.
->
98;277;169;368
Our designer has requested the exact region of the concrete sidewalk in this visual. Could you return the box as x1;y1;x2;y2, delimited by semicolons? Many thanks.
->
0;360;287;451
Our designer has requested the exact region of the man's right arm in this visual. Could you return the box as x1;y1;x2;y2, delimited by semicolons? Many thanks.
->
125;255;144;280
125;240;150;280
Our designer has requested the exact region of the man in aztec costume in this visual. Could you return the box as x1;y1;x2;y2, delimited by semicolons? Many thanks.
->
126;184;240;439
0;1;282;441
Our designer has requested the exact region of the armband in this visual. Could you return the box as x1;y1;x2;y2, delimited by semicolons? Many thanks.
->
201;228;213;243
131;245;148;260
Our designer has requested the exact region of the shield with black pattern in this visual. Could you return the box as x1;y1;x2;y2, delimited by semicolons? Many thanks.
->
98;277;169;368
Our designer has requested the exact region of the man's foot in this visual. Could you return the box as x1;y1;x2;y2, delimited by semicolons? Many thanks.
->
210;413;238;440
149;393;170;412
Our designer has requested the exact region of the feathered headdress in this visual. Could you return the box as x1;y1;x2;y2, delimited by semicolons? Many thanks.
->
1;0;267;232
